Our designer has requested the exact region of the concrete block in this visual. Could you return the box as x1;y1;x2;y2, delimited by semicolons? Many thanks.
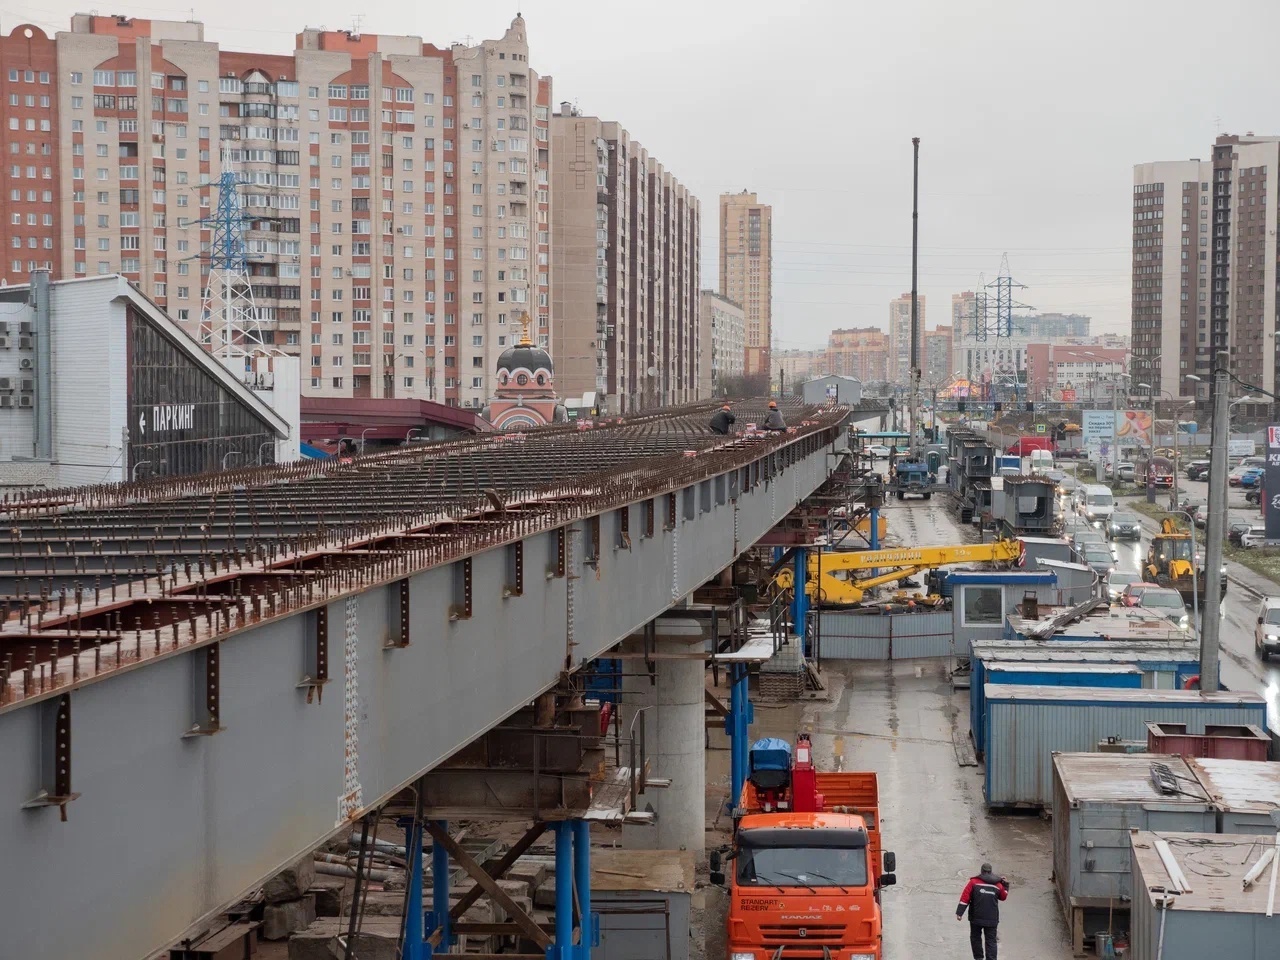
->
263;855;316;904
533;881;556;909
308;878;347;917
262;894;316;941
341;890;404;916
506;858;549;889
288;918;402;960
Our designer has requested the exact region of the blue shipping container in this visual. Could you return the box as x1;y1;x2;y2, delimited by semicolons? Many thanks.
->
970;662;1143;755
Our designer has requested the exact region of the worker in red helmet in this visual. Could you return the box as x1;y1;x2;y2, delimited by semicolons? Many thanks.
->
761;400;787;432
709;404;736;435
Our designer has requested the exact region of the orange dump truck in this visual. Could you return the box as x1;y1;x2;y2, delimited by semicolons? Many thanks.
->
711;734;896;959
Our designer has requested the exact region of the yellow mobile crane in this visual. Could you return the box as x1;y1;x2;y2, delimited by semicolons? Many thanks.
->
774;540;1024;606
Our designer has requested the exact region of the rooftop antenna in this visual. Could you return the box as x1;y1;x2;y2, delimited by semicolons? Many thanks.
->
350;13;364;36
197;143;271;367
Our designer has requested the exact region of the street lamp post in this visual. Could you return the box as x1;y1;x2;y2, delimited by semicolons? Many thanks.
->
1136;382;1159;503
1169;509;1200;640
222;451;241;471
257;440;274;466
406;428;422;443
360;427;374;456
131;460;152;481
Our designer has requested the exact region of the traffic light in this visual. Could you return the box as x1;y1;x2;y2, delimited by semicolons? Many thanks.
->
994;401;1004;413
958;400;967;413
1025;401;1034;412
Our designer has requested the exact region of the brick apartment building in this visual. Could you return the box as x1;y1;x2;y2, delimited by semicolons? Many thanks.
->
2;14;551;408
826;326;888;382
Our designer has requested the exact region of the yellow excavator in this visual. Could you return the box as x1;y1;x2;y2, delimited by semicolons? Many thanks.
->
1145;518;1228;603
773;539;1025;606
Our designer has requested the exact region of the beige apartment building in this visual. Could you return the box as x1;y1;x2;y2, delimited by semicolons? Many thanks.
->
2;14;551;407
888;292;925;382
551;107;700;412
698;291;744;398
951;290;975;338
719;190;771;377
923;323;953;385
826;326;888;382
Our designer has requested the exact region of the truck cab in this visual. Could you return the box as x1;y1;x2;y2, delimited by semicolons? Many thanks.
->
712;736;896;959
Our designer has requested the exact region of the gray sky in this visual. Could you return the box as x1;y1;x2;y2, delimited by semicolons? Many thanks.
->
7;0;1280;347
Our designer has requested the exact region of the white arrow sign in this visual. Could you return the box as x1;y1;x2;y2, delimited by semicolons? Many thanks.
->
138;409;147;435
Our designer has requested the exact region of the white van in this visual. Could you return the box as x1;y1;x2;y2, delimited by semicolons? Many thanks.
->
1079;484;1115;525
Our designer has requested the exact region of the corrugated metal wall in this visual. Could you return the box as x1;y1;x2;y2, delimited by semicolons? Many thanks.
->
985;700;1268;807
818;611;952;660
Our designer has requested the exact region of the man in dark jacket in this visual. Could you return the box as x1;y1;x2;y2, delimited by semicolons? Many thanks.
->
956;862;1009;960
709;404;736;435
760;401;787;431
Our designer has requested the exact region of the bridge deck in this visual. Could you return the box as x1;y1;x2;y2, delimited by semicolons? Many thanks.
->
0;400;850;959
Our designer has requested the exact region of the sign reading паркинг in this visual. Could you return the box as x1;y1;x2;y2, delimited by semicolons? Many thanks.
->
138;403;196;435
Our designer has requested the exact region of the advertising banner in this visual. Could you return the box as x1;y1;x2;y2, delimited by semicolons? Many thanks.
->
1116;409;1153;448
1229;438;1257;458
1266;426;1280;541
1081;410;1115;445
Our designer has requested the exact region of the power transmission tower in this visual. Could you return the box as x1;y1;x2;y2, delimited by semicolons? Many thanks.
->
198;143;270;367
987;253;1031;338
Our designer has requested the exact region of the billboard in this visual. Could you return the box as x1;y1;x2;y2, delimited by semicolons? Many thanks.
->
1081;410;1116;445
1266;426;1280;542
1116;409;1153;448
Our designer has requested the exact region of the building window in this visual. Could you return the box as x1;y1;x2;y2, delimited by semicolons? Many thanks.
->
961;586;1004;626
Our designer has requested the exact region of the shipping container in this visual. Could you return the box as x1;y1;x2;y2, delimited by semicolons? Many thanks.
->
983;686;1267;808
1187;757;1280;833
970;643;1201;707
1051;753;1214;955
1129;831;1280;960
1145;722;1270;762
971;663;1143;755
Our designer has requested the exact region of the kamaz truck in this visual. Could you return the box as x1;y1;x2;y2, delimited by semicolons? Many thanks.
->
711;735;896;959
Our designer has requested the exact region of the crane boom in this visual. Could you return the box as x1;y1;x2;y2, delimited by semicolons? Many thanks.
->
774;539;1023;606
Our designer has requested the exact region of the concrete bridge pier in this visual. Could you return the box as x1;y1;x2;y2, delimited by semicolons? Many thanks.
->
619;618;706;854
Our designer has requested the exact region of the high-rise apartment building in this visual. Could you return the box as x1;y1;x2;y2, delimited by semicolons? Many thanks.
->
888;293;925;382
1013;312;1091;340
826;327;888;382
951;291;975;337
923;324;953;385
719;190;771;377
551;107;700;411
2;14;551;408
1132;155;1214;399
699;291;744;398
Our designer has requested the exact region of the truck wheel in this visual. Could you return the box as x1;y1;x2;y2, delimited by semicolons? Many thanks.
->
923;492;932;501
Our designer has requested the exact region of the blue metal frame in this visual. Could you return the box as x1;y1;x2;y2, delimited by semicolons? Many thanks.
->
401;817;427;959
546;819;597;960
790;547;809;637
429;819;451;951
725;661;753;811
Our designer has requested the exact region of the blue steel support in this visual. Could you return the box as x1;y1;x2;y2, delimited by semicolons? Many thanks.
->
572;819;596;959
869;505;880;550
548;821;574;960
401;818;429;959
790;547;809;638
725;661;754;811
427;820;451;951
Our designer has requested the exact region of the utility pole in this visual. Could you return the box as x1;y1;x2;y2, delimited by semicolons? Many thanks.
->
909;137;921;453
1199;353;1229;692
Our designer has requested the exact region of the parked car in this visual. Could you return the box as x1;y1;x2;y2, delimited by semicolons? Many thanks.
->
1120;582;1163;607
867;444;892;458
1229;464;1256;486
1056;448;1088;460
1229;520;1255;546
1108;511;1142;541
1192;503;1209;528
1106;570;1142;602
1246;487;1262;506
1116;461;1136;482
1240;468;1264;489
1135;586;1191;630
1185;460;1210;481
1241;526;1268;549
1255;597;1280;660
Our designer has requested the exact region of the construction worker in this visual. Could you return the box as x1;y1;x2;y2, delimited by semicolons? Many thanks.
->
709;404;736;435
760;401;787;432
956;862;1009;960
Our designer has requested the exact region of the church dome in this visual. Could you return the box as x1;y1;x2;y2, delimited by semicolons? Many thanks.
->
495;314;553;390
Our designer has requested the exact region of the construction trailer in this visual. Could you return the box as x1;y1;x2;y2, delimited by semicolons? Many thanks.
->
1129;831;1280;960
1050;753;1216;955
1187;757;1280;833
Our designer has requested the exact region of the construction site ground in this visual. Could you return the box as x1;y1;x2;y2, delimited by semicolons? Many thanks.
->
704;660;1075;960
701;494;1073;960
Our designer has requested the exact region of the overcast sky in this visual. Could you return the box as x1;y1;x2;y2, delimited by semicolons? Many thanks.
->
7;0;1280;348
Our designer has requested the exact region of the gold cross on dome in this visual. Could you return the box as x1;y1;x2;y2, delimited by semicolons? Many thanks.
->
518;312;533;346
